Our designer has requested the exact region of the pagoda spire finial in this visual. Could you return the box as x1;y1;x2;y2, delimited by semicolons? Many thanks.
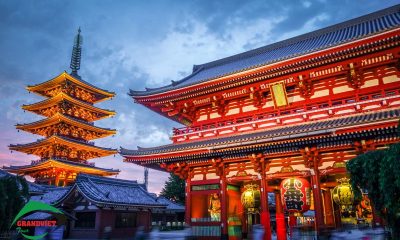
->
70;27;83;77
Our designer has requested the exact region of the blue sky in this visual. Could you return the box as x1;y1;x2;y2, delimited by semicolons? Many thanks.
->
0;0;398;193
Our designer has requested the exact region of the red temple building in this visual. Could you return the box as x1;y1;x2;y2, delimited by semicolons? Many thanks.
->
4;29;119;186
121;6;400;240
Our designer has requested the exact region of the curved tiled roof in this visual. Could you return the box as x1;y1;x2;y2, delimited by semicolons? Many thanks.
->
27;71;115;97
75;174;166;207
155;196;185;211
22;92;116;116
130;5;400;96
9;135;117;153
120;108;400;156
30;186;72;205
28;181;57;194
0;168;13;178
3;159;120;174
16;113;116;134
23;174;167;212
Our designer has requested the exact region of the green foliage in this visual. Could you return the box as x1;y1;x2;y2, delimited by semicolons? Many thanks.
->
347;150;385;211
159;173;185;205
0;175;29;232
379;143;400;231
347;143;400;237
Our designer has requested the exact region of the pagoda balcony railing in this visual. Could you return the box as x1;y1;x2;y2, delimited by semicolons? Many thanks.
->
172;89;400;140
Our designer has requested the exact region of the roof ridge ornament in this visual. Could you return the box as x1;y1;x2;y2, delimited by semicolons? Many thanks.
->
70;27;83;78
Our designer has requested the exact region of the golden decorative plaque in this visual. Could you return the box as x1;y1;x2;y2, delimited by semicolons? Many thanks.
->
270;82;288;107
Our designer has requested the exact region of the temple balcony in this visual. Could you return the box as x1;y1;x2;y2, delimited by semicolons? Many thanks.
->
171;89;400;143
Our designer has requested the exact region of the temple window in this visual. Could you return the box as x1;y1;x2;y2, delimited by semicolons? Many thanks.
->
74;212;96;228
385;90;396;96
372;93;382;99
115;212;137;228
286;85;295;93
359;94;370;101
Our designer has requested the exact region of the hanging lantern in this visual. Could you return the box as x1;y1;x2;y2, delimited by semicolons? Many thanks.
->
241;184;260;213
280;178;311;213
332;178;354;205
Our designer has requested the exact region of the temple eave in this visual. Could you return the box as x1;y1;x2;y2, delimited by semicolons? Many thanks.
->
15;113;116;138
26;72;115;100
3;159;119;175
9;135;118;157
120;109;400;163
21;92;116;116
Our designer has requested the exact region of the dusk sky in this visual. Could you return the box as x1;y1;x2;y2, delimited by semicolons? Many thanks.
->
0;0;398;194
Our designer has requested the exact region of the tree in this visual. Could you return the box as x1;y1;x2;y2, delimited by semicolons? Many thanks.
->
0;174;29;232
159;173;185;205
346;143;400;238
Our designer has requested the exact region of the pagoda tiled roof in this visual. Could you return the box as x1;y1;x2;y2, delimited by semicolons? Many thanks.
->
3;158;120;174
27;72;115;98
129;5;400;96
9;135;117;153
120;108;400;156
22;92;115;116
74;174;166;208
16;112;116;135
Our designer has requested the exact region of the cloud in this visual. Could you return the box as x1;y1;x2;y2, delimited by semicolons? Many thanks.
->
97;15;286;88
96;111;171;149
302;1;312;8
277;13;330;41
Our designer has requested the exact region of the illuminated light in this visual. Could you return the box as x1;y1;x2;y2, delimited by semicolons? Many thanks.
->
280;178;311;213
332;177;355;205
241;184;260;213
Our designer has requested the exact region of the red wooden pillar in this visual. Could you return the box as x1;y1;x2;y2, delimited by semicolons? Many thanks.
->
185;178;191;225
221;169;228;239
311;156;324;235
288;215;297;227
323;189;335;226
260;175;271;240
275;191;287;240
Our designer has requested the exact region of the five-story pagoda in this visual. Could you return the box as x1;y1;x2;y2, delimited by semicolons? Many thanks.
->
4;29;119;186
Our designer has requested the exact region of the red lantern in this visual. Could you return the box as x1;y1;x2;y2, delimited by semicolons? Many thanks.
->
280;178;311;213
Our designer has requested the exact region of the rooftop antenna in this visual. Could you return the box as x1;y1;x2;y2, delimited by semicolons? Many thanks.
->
144;167;149;191
70;27;83;77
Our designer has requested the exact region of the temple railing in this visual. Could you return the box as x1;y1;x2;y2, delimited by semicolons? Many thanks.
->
171;89;400;142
